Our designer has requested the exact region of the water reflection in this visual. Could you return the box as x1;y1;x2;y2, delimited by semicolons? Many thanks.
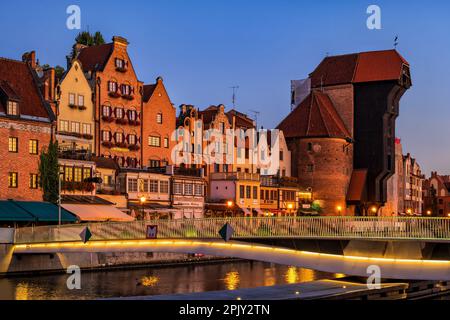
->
0;261;339;300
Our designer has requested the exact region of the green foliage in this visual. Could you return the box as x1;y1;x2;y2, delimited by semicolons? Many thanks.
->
38;140;59;204
311;202;323;213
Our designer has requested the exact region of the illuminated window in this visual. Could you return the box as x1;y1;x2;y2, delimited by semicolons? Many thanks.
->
115;133;123;143
8;137;18;153
83;168;91;180
128;178;138;192
64;167;73;182
74;167;82;182
8;172;18;188
29;139;38;155
82;123;91;135
128;134;136;145
29;174;38;189
164;137;169;148
7;101;18;115
148;136;161;147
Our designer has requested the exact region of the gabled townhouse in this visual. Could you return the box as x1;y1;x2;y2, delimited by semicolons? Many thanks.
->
0;54;55;201
142;77;176;168
75;36;143;168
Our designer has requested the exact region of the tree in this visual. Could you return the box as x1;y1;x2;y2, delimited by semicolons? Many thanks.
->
39;140;60;204
70;31;105;59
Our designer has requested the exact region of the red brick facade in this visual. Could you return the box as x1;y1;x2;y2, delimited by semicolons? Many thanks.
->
142;78;176;167
78;37;143;168
0;120;52;200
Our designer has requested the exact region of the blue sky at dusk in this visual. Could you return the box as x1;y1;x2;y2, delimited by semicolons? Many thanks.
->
0;0;449;175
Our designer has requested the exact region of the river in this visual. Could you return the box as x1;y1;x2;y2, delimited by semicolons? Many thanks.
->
0;260;341;300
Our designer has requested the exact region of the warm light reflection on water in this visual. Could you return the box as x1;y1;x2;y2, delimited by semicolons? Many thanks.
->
223;271;240;290
0;261;339;300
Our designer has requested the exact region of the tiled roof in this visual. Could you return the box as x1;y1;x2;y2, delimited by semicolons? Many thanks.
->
199;106;220;126
143;84;157;102
0;58;54;120
276;90;350;139
226;109;255;129
309;50;409;87
77;43;114;72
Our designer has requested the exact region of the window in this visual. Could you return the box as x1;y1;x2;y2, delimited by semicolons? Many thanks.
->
59;120;69;132
246;186;251;199
240;185;245;198
8;137;18;153
29;140;38;155
64;167;73;181
83;168;91;180
307;143;313;152
253;186;258;199
71;122;80;133
102;130;111;141
103;175;113;186
128;178;138;192
102;105;111;117
149;180;159;193
115;108;124;118
149;160;161;168
307;164;314;172
8;172;18;188
280;151;284;161
29;174;38;189
82;124;91;135
185;183;193;196
121;84;132;95
260;190;265;200
115;58;125;69
108;81;118;92
194;184;203;196
128;134;136;145
160;181;169;194
164;137;169;148
156;113;163;124
69;93;75;106
128;110;137;121
78;95;84;107
115;133;123;144
173;182;183;195
220;122;225;134
74;167;82;182
148;136;161;147
7;101;18;115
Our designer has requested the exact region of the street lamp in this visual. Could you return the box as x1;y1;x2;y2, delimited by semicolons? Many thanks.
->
336;205;342;215
406;208;412;215
140;196;146;220
287;203;294;216
370;206;377;215
426;210;432;216
227;200;234;208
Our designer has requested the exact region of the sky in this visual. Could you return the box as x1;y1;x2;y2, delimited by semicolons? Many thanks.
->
0;0;449;175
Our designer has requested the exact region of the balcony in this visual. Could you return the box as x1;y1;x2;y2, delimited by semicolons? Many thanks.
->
210;172;260;181
58;149;94;161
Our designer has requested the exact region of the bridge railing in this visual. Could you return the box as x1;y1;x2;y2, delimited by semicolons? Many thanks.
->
13;216;450;244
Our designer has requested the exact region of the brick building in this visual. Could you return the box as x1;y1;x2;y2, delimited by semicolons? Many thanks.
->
402;153;424;215
0;55;55;201
142;77;176;168
76;36;143;168
278;50;411;215
423;172;450;217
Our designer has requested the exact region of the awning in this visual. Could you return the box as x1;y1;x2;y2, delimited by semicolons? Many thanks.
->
0;201;35;222
14;201;77;223
346;169;368;203
253;208;265;216
62;204;134;222
240;207;252;216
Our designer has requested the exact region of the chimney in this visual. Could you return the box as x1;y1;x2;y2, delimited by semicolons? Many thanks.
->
22;51;36;69
43;68;56;101
112;36;129;48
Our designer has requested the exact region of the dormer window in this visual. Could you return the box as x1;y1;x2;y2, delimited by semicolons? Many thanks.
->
7;101;18;116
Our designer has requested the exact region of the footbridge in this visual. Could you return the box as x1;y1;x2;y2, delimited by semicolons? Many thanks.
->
10;217;450;280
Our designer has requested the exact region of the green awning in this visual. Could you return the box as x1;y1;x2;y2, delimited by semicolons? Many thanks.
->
13;201;77;223
0;201;36;222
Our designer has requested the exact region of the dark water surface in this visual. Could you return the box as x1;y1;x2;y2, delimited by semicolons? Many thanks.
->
0;261;341;300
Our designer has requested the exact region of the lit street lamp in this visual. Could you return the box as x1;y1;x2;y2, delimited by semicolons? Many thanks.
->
140;196;146;220
336;205;342;215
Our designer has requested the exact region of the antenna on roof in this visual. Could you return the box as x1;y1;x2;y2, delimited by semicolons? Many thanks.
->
230;86;239;108
248;109;260;129
394;35;399;49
